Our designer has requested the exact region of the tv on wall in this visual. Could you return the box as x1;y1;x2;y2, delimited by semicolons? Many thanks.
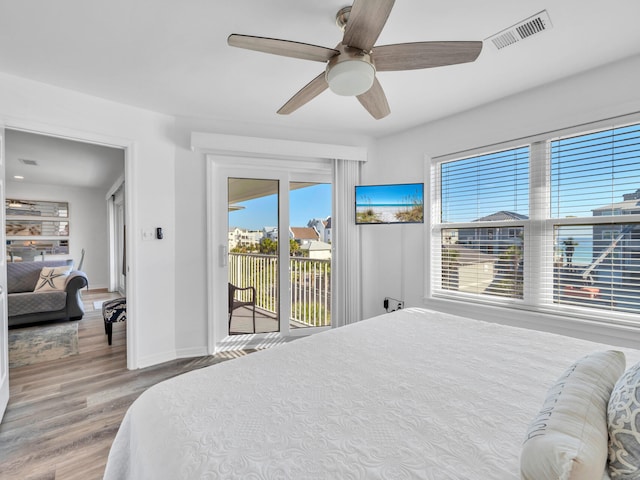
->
355;183;424;224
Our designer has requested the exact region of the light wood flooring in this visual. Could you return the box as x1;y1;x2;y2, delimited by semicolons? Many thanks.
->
0;289;250;480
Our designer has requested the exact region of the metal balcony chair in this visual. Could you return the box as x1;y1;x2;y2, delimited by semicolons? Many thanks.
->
228;283;256;333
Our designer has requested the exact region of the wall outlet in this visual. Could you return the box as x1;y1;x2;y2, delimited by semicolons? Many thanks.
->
384;297;404;312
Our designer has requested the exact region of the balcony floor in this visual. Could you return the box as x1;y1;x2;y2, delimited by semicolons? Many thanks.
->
228;306;319;334
229;306;280;335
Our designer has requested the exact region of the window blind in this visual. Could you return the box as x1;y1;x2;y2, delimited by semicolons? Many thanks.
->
432;120;640;321
551;123;640;218
436;147;529;300
550;123;640;314
441;147;529;223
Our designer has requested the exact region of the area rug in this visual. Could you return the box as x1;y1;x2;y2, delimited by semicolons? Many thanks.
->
9;322;79;368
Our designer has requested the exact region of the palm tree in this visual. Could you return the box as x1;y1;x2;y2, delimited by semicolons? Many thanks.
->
502;242;523;298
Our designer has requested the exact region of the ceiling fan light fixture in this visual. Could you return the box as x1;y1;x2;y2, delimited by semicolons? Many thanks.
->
229;1;483;118
326;58;375;96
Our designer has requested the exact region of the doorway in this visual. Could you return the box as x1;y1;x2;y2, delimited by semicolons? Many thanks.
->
228;178;281;334
3;130;126;358
211;162;333;349
5;129;125;279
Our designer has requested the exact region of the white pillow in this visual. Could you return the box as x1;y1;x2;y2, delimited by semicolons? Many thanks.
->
608;361;640;479
521;350;626;480
34;265;73;292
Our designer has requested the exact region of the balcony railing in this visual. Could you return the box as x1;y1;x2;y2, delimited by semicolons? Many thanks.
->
228;253;331;328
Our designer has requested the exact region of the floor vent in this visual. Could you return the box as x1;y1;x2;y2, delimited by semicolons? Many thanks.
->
18;158;38;166
487;10;552;50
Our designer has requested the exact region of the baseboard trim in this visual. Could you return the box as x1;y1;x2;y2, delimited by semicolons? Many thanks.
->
136;350;177;370
176;346;208;359
84;288;110;294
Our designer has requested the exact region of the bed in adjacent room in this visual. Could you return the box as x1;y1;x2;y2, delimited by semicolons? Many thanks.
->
104;308;640;479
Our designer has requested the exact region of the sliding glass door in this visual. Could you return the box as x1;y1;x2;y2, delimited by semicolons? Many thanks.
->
289;182;332;330
228;178;281;334
216;165;332;342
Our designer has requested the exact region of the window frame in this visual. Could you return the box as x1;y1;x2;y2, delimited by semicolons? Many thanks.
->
428;118;640;328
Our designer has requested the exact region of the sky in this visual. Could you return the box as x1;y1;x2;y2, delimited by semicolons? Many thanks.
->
440;123;640;223
229;183;332;231
355;183;424;206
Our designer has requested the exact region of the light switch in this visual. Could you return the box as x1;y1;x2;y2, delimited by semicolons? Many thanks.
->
142;229;155;241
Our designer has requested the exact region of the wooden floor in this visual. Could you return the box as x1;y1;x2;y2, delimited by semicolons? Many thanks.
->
0;289;251;480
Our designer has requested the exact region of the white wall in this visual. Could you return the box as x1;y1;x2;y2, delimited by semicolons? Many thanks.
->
360;53;640;345
6;181;110;288
0;72;176;368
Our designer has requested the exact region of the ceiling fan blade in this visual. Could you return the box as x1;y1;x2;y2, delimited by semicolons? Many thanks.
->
373;41;483;71
342;0;395;52
357;77;390;120
228;34;339;62
277;73;328;115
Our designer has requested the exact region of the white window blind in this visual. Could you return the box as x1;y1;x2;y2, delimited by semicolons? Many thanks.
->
441;147;529;223
436;147;529;301
432;120;640;322
550;123;640;314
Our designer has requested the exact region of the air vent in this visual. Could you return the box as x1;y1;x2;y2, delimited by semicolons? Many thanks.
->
488;10;552;50
18;158;38;166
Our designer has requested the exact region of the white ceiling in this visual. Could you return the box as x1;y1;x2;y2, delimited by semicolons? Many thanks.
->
0;1;639;138
5;129;124;190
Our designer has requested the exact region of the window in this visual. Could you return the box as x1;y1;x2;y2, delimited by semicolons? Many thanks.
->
436;147;529;300
5;199;70;262
432;121;640;321
550;123;640;314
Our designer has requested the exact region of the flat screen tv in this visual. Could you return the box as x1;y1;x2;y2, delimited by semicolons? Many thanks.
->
355;183;424;224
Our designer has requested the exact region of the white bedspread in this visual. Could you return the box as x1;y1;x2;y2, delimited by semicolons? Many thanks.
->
104;308;640;479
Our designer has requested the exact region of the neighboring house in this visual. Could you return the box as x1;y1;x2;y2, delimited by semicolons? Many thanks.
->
592;197;640;218
299;240;331;260
458;211;528;243
307;217;331;244
262;226;278;241
457;211;527;255
229;227;263;249
442;245;498;294
590;192;640;283
290;226;319;246
240;230;263;248
228;227;242;250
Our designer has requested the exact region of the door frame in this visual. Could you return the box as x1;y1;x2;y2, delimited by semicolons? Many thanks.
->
107;175;125;293
194;131;367;354
0;127;8;421
218;168;290;343
1;120;137;369
208;156;332;352
107;177;126;295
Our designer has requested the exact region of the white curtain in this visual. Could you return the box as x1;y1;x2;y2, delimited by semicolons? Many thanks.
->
332;159;362;327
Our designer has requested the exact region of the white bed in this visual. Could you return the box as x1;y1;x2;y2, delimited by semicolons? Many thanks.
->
104;308;640;479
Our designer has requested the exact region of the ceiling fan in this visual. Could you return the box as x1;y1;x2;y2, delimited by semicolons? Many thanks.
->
227;0;483;120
